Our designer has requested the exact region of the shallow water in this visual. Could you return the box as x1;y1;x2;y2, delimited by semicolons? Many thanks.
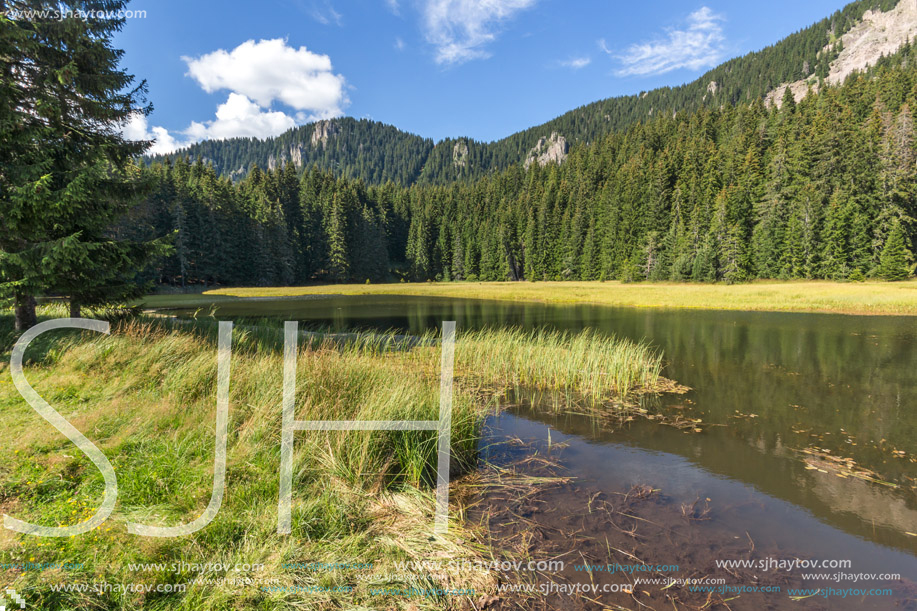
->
481;407;917;608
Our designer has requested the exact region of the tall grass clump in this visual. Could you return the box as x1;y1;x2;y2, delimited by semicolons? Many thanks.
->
452;327;663;403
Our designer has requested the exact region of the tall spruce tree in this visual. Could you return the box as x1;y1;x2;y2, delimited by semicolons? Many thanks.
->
1;0;165;327
326;192;349;282
877;220;911;280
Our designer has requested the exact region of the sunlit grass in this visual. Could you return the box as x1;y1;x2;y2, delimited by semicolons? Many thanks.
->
454;327;661;401
189;279;917;316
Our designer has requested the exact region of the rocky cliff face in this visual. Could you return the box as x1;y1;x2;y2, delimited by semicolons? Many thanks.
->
267;144;307;171
767;0;917;107
289;144;304;167
827;0;917;85
271;119;340;169
311;119;340;148
452;140;469;168
523;132;568;169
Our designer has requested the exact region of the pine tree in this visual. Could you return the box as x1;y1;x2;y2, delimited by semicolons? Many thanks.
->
406;212;432;280
326;193;350;282
580;217;597;280
1;1;170;326
692;236;716;282
820;190;851;279
877;220;911;281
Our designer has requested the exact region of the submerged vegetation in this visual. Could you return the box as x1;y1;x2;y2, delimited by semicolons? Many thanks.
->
0;312;666;609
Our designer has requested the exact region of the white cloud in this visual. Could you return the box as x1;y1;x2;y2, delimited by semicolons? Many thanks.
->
185;93;297;141
611;7;725;77
183;38;348;117
559;56;590;69
122;113;187;155
599;38;613;56
122;113;152;143
386;0;400;15
123;39;349;155
421;0;537;65
395;36;405;50
121;96;299;155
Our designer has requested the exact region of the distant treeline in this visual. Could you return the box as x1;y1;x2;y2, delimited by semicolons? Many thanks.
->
129;42;917;285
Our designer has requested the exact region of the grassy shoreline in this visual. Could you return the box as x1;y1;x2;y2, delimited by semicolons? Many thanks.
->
187;279;917;316
0;315;666;610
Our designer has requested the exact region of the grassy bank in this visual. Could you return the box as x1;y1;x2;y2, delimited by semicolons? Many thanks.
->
187;279;917;316
0;315;663;610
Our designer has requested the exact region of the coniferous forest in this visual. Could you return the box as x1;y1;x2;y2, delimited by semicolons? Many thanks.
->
133;41;917;287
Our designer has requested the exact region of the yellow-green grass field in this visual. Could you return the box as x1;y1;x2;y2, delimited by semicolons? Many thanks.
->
190;280;917;316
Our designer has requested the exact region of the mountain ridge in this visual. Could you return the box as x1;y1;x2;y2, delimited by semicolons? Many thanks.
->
149;0;903;185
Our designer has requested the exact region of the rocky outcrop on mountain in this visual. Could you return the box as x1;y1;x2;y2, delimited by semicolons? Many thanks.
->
524;132;568;169
766;80;818;108
267;144;308;171
452;140;469;168
828;0;917;84
767;0;917;107
311;119;340;148
289;144;304;167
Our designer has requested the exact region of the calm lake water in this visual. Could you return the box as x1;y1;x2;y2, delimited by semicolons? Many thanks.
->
160;294;917;597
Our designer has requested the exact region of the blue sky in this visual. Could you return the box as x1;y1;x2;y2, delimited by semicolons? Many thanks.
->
117;0;848;153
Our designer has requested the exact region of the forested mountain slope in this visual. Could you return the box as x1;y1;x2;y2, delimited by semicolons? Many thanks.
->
149;0;901;184
153;118;435;185
130;40;917;286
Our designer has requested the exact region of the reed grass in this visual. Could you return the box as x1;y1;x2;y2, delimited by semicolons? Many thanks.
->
0;313;667;609
452;327;662;401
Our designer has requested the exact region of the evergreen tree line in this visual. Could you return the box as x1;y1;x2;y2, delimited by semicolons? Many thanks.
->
127;161;401;286
138;43;917;286
405;47;917;283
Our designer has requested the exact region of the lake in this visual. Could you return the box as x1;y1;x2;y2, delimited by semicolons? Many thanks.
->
157;294;917;606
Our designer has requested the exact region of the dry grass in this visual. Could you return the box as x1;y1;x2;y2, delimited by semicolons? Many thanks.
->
190;279;917;316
